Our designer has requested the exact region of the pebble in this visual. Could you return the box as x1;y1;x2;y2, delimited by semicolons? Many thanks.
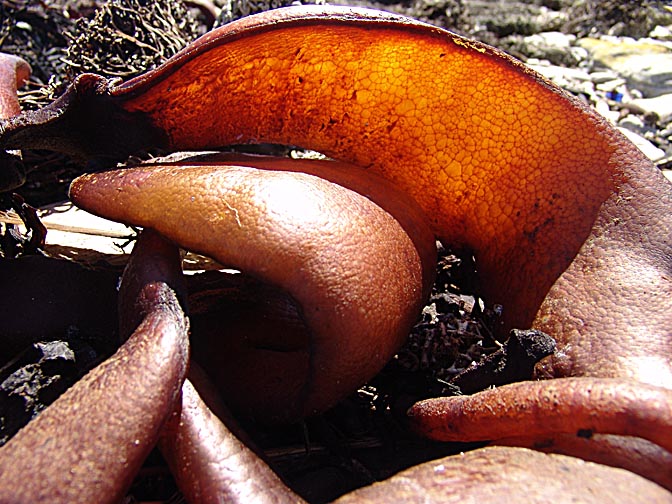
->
595;78;627;93
594;99;620;123
589;70;621;84
0;340;98;446
527;31;575;49
468;2;566;40
619;114;648;135
527;61;591;83
517;31;585;66
527;61;595;97
628;93;672;122
522;31;574;62
650;25;672;41
577;36;672;97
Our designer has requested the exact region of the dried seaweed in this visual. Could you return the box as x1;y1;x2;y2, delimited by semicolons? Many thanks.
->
1;0;204;207
1;0;201;111
0;1;76;110
63;0;201;79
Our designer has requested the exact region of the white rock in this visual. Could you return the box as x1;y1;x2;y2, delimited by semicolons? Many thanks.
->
663;170;672;183
618;127;665;161
594;100;619;123
595;78;627;92
619;114;646;134
650;25;672;41
524;31;575;50
527;62;592;83
522;32;584;66
629;93;672;121
578;37;672;97
569;46;589;62
590;70;621;84
630;37;672;51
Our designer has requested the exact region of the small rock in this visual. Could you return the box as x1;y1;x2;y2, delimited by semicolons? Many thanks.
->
527;62;592;82
590;70;621;84
594;99;619;123
569;45;589;62
527;60;595;102
618;128;665;161
472;3;566;38
578;36;672;97
595;78;627;93
0;339;99;446
526;31;575;49
520;31;580;65
629;93;672;122
619;114;647;135
650;25;672;41
527;62;594;98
